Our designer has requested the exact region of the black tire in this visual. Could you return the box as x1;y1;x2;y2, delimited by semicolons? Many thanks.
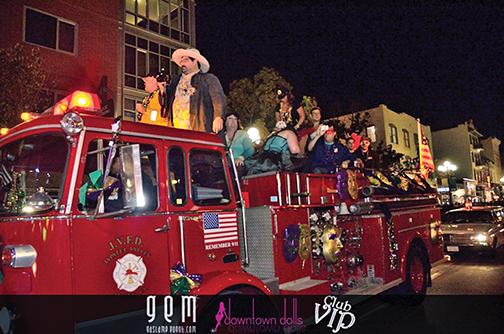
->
381;244;429;306
401;244;429;305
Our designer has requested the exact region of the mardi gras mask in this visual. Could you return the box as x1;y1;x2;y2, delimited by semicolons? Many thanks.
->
322;225;344;264
298;224;311;268
283;224;300;263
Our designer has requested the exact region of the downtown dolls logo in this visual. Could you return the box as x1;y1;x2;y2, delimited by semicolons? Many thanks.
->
315;296;356;333
212;297;304;333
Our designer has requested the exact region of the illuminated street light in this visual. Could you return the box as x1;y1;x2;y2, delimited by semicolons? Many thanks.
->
437;160;457;206
437;160;457;173
247;127;261;144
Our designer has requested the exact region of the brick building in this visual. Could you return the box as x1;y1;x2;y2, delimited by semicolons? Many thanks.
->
0;0;195;119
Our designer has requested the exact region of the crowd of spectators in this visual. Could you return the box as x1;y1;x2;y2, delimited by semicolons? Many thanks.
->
224;88;378;177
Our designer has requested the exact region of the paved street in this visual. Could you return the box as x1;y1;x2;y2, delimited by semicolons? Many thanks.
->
311;248;504;333
428;249;504;294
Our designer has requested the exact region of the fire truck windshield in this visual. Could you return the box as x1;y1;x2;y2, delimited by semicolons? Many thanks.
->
78;139;158;214
0;133;70;215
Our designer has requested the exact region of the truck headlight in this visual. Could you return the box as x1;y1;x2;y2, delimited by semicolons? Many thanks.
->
474;234;487;243
60;112;84;136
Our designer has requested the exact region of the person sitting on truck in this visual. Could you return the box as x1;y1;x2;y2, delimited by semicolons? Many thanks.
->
245;121;309;175
219;112;255;176
298;106;323;155
307;125;355;173
355;137;378;169
275;87;306;132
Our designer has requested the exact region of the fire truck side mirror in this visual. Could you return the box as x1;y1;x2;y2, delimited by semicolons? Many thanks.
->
22;187;55;214
119;145;145;209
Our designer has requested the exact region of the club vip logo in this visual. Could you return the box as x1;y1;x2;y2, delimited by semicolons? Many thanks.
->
315;296;356;333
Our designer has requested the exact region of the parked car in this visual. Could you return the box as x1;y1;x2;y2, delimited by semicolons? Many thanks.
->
441;206;504;256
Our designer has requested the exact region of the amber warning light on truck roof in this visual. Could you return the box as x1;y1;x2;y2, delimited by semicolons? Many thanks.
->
53;90;101;115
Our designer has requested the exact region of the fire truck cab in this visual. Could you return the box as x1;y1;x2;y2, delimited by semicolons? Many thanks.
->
0;91;443;307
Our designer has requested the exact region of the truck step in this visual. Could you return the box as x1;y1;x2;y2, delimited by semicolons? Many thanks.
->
278;276;328;292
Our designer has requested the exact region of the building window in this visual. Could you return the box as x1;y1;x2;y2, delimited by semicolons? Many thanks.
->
125;0;191;43
24;7;77;54
124;33;179;90
124;97;143;121
389;124;398;144
35;89;68;112
366;126;376;142
403;129;410;148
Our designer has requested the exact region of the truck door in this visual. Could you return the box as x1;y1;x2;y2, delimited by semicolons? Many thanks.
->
71;136;170;294
0;132;73;294
166;146;241;278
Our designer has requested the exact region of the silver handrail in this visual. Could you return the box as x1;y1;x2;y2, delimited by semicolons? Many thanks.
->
228;148;249;266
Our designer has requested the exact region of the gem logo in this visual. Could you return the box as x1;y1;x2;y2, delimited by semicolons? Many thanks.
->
113;253;147;292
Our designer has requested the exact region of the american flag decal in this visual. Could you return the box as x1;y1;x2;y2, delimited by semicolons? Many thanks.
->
203;212;239;248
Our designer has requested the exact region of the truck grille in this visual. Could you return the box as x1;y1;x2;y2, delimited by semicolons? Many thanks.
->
444;234;474;245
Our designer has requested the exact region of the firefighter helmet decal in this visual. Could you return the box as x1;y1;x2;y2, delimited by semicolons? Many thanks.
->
113;253;147;292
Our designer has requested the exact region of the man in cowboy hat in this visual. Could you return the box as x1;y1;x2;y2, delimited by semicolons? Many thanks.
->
166;48;225;133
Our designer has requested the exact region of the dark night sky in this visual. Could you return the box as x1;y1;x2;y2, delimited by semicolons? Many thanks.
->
196;2;504;139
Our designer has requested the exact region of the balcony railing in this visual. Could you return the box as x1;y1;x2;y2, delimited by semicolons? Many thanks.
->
471;142;484;150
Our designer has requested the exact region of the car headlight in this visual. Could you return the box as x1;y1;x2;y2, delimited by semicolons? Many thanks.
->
474;234;487;243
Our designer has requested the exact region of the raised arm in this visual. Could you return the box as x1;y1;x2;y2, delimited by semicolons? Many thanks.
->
294;106;306;130
307;126;324;152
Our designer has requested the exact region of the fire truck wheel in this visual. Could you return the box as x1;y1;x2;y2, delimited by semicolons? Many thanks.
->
403;244;429;305
196;285;276;334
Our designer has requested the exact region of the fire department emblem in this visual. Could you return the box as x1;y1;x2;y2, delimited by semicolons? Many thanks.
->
113;253;147;292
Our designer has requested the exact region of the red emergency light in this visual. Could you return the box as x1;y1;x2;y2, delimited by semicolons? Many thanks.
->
53;91;101;115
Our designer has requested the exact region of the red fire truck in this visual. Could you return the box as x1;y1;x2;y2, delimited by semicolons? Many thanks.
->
0;91;444;331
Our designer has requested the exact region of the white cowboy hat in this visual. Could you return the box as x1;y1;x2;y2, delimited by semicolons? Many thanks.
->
172;48;210;73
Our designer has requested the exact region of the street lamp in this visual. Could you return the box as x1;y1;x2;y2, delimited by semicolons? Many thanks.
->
437;161;457;206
